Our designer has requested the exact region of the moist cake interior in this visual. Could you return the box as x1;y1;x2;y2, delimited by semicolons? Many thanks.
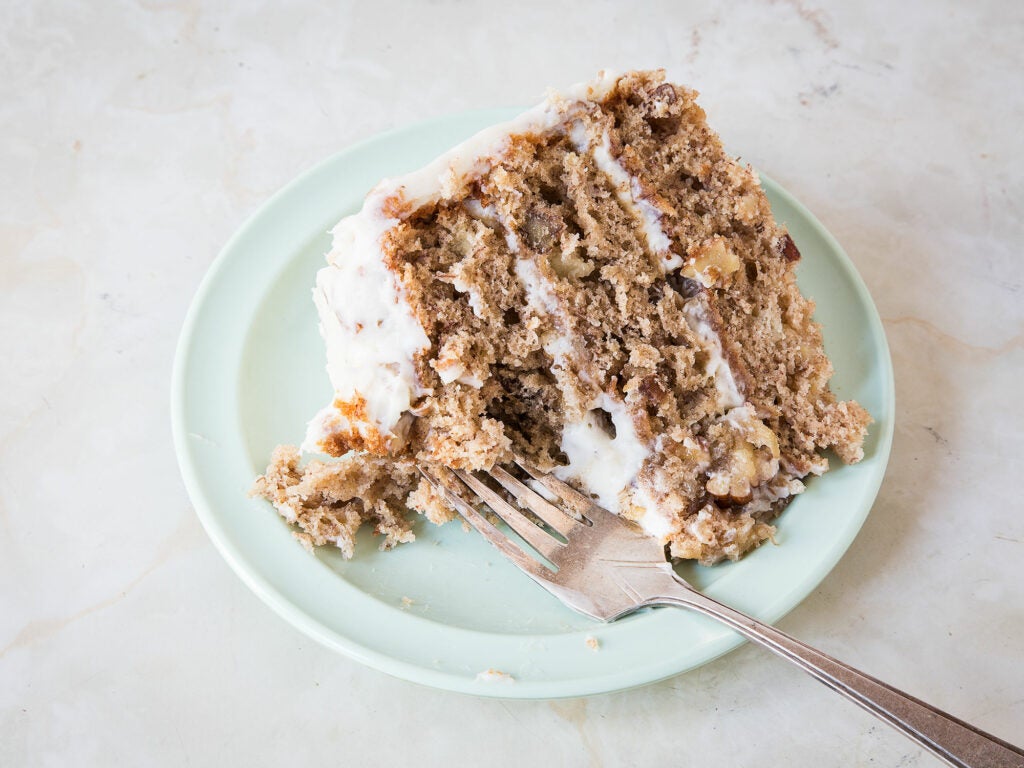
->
252;70;871;565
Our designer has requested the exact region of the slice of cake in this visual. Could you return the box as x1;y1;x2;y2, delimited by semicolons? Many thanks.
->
252;70;871;565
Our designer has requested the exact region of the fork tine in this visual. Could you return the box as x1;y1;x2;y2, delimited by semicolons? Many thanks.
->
488;466;580;537
514;460;597;516
514;460;619;525
453;470;565;561
417;467;553;579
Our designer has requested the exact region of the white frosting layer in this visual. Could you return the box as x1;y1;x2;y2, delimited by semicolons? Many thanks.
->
681;297;744;410
632;485;675;541
570;122;683;272
553;394;649;515
307;207;432;449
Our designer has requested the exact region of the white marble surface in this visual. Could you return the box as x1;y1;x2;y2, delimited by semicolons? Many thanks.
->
2;1;1023;765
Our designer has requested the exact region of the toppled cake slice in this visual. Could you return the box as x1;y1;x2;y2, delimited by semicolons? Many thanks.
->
253;70;871;565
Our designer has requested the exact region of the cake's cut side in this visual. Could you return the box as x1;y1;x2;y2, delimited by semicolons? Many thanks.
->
254;70;871;565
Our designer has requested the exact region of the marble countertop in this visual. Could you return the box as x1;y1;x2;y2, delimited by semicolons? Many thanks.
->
3;1;1022;765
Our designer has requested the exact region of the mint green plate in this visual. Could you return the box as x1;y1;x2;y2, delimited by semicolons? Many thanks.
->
172;109;894;699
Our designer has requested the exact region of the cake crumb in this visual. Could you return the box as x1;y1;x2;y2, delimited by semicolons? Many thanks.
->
585;635;600;651
400;596;414;609
475;668;515;683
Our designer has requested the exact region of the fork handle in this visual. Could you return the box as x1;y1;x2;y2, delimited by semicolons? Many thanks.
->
650;577;1024;768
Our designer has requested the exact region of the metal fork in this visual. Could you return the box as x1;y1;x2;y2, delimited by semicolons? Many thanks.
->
419;461;1024;768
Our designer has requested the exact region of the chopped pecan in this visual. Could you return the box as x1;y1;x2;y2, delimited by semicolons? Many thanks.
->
780;234;801;263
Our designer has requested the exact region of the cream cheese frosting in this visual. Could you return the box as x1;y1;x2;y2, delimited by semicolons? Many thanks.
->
570;121;684;272
304;207;431;453
553;394;649;514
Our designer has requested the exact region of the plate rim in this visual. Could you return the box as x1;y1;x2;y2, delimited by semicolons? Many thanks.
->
171;108;895;699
